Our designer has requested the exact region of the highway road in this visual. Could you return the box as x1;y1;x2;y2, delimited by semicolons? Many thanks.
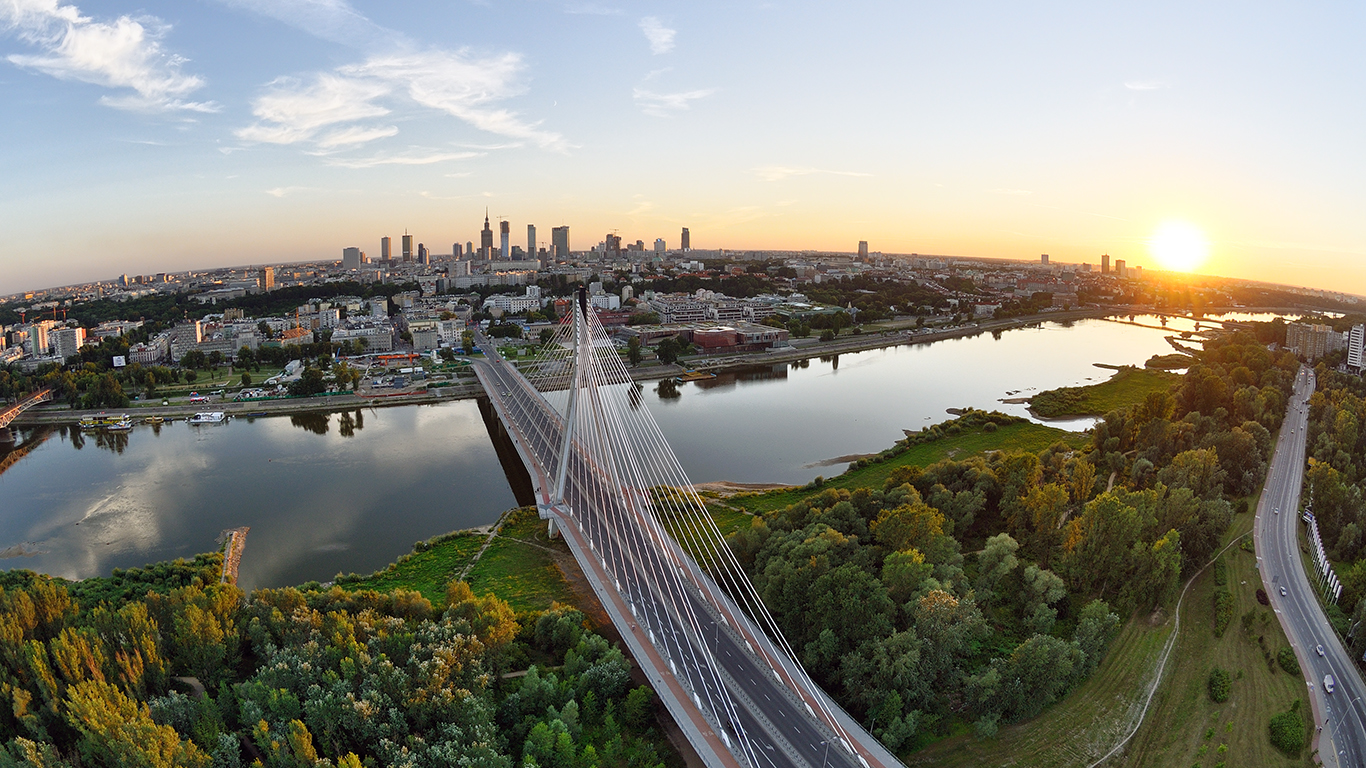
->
1257;366;1366;767
472;328;896;768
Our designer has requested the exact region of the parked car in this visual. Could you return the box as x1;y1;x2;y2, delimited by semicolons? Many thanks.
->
188;392;209;403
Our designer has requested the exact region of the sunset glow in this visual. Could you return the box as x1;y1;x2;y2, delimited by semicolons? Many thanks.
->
1149;221;1210;273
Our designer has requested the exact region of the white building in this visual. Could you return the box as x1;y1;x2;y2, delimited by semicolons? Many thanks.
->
51;327;86;360
1349;324;1365;371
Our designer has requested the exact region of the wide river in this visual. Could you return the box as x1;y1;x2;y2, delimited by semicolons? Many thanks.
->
0;313;1280;590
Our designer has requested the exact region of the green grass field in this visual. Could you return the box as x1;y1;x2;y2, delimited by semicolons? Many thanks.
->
728;422;1087;516
910;500;1315;767
465;507;578;612
1031;367;1182;419
341;532;485;604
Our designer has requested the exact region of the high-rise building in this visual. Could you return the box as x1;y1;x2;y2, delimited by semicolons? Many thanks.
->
480;211;494;258
858;241;869;258
467;241;474;258
552;226;570;258
402;232;414;262
381;236;392;262
606;234;622;257
1041;254;1049;266
681;227;690;251
1348;324;1365;371
1115;259;1126;277
500;220;510;260
527;224;536;259
259;267;275;291
52;327;86;360
1287;323;1333;361
343;247;363;270
654;238;666;253
1101;253;1110;275
417;243;429;266
454;243;463;259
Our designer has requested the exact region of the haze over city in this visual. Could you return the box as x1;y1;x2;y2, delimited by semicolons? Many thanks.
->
2;0;1365;295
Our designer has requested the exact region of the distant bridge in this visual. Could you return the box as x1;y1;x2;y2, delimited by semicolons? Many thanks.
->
472;290;902;768
0;388;52;430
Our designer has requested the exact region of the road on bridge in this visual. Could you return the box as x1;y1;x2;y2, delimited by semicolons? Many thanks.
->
1256;366;1366;767
473;328;899;768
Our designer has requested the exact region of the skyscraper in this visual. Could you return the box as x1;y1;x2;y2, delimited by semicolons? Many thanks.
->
467;241;474;258
1114;259;1126;277
259;267;274;291
1348;324;1365;371
680;227;690;251
381;236;392;262
858;240;869;258
417;243;429;266
343;247;363;270
606;234;621;257
1040;254;1049;265
402;232;414;262
454;243;463;259
552;226;570;258
654;238;666;253
1101;253;1110;275
480;211;494;258
527;224;536;259
500;220;510;260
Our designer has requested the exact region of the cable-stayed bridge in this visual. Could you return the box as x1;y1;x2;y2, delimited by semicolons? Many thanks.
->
471;290;902;768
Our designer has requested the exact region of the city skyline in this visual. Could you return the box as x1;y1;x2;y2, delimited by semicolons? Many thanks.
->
2;1;1365;296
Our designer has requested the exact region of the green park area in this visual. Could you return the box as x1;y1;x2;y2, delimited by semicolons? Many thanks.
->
727;415;1087;516
911;503;1315;767
339;506;578;613
1029;366;1182;419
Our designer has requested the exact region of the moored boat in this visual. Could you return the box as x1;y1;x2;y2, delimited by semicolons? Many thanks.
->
187;412;227;425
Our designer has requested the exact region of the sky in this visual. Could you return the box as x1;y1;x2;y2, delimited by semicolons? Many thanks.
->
1;0;1365;297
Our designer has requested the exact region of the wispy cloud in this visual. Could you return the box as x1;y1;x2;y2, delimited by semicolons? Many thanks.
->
1124;80;1165;91
320;149;483;168
564;3;622;15
639;17;675;54
634;86;714;117
225;0;566;156
989;188;1033;195
0;0;216;112
235;73;392;145
265;186;314;197
215;0;390;49
751;166;872;182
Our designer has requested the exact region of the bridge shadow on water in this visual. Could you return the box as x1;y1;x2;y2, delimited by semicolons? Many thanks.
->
477;396;537;508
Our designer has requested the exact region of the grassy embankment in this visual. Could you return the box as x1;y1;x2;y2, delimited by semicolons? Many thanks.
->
912;500;1315;768
727;419;1088;516
1030;367;1182;419
339;507;578;612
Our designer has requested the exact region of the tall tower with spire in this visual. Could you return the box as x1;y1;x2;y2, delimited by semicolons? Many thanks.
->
480;209;494;259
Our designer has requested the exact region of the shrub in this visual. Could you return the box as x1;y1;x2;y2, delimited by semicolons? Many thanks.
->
1255;588;1268;605
1212;557;1227;587
1207;667;1231;703
1277;646;1301;675
1269;703;1306;755
1212;590;1234;637
983;422;998;433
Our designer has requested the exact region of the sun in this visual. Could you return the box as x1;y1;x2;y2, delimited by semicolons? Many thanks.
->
1148;221;1210;273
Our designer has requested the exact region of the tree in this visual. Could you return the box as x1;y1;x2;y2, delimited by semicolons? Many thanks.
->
627;337;642;367
235;347;257;372
975;533;1019;601
240;372;251;387
288;367;326;397
181;350;207;370
461;330;474;355
656;337;681;366
184;370;198;384
872;498;945;552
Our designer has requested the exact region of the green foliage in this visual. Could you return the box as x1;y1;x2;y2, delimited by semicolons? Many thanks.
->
1030;367;1180;418
1212;590;1235;638
1268;703;1306;755
0;546;667;768
1207;667;1230;703
1276;646;1300;675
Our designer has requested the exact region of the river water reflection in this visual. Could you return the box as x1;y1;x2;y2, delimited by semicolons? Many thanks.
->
0;314;1254;589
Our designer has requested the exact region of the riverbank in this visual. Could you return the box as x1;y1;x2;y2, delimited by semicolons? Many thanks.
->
11;306;1116;426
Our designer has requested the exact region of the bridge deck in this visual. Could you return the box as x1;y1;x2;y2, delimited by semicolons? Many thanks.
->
472;330;902;768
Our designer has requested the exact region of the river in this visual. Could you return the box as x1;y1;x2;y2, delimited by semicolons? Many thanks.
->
0;313;1263;590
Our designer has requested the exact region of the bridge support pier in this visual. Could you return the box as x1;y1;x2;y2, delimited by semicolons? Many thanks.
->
0;427;13;449
546;517;559;539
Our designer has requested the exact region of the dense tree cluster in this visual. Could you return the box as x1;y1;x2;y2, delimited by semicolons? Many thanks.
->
727;333;1294;747
0;567;668;768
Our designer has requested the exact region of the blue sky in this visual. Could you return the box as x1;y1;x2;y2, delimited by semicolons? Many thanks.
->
2;1;1365;296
